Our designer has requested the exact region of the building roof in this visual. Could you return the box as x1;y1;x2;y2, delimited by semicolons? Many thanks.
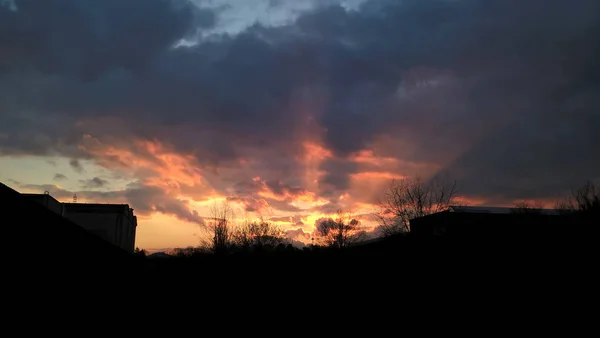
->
22;193;133;211
62;203;132;212
448;205;562;215
22;192;61;203
64;202;131;207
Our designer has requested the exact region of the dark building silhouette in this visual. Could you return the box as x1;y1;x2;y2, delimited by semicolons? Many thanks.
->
0;182;136;277
409;205;596;249
22;192;137;253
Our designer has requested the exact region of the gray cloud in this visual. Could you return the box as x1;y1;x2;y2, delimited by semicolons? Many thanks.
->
18;184;74;200
1;0;599;204
53;173;67;181
0;0;204;79
79;177;108;188
312;202;344;215
226;177;308;213
69;159;84;173
318;158;358;197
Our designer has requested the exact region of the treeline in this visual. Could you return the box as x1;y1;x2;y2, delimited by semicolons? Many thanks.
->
133;177;599;259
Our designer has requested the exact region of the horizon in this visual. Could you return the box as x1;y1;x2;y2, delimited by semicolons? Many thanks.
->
1;0;599;250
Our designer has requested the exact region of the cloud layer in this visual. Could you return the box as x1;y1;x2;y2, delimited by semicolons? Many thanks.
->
2;0;599;226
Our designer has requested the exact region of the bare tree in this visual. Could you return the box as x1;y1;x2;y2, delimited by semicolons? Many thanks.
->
572;181;600;213
207;200;235;254
511;200;545;214
315;210;366;248
376;175;458;236
232;220;287;250
555;181;600;215
172;246;209;257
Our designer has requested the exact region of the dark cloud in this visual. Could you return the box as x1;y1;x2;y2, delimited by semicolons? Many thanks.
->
1;0;599;204
264;198;302;213
53;173;67;181
120;182;204;225
0;0;204;79
69;159;84;173
79;177;108;188
265;180;308;198
312;202;343;215
226;196;269;213
226;194;301;214
227;177;308;212
318;158;358;197
313;217;332;228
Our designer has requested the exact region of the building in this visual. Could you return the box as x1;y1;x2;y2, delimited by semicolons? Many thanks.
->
1;182;134;276
22;191;65;216
22;192;137;253
446;205;563;215
61;203;137;253
409;205;594;246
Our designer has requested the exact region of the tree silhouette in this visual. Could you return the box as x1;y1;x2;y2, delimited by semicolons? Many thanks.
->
555;181;600;216
207;201;235;254
573;181;600;214
511;200;545;214
232;221;287;251
315;210;365;248
376;175;457;236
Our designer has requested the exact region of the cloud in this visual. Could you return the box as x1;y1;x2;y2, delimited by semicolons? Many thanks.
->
0;0;205;79
285;227;312;247
69;159;84;173
1;0;599;208
5;178;20;186
17;181;204;226
311;202;344;214
285;227;311;240
0;1;17;12
18;183;74;200
226;177;314;213
270;215;307;226
53;173;67;181
79;177;108;188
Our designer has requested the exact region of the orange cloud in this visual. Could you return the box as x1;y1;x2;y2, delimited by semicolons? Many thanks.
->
349;171;406;181
79;134;219;199
71;134;447;248
349;150;400;166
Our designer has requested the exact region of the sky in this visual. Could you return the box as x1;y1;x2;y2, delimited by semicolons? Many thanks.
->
1;0;599;251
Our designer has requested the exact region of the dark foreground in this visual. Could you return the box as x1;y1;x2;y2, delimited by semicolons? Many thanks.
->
3;180;597;313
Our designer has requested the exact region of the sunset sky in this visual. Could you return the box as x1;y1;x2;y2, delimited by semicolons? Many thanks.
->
1;0;599;251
